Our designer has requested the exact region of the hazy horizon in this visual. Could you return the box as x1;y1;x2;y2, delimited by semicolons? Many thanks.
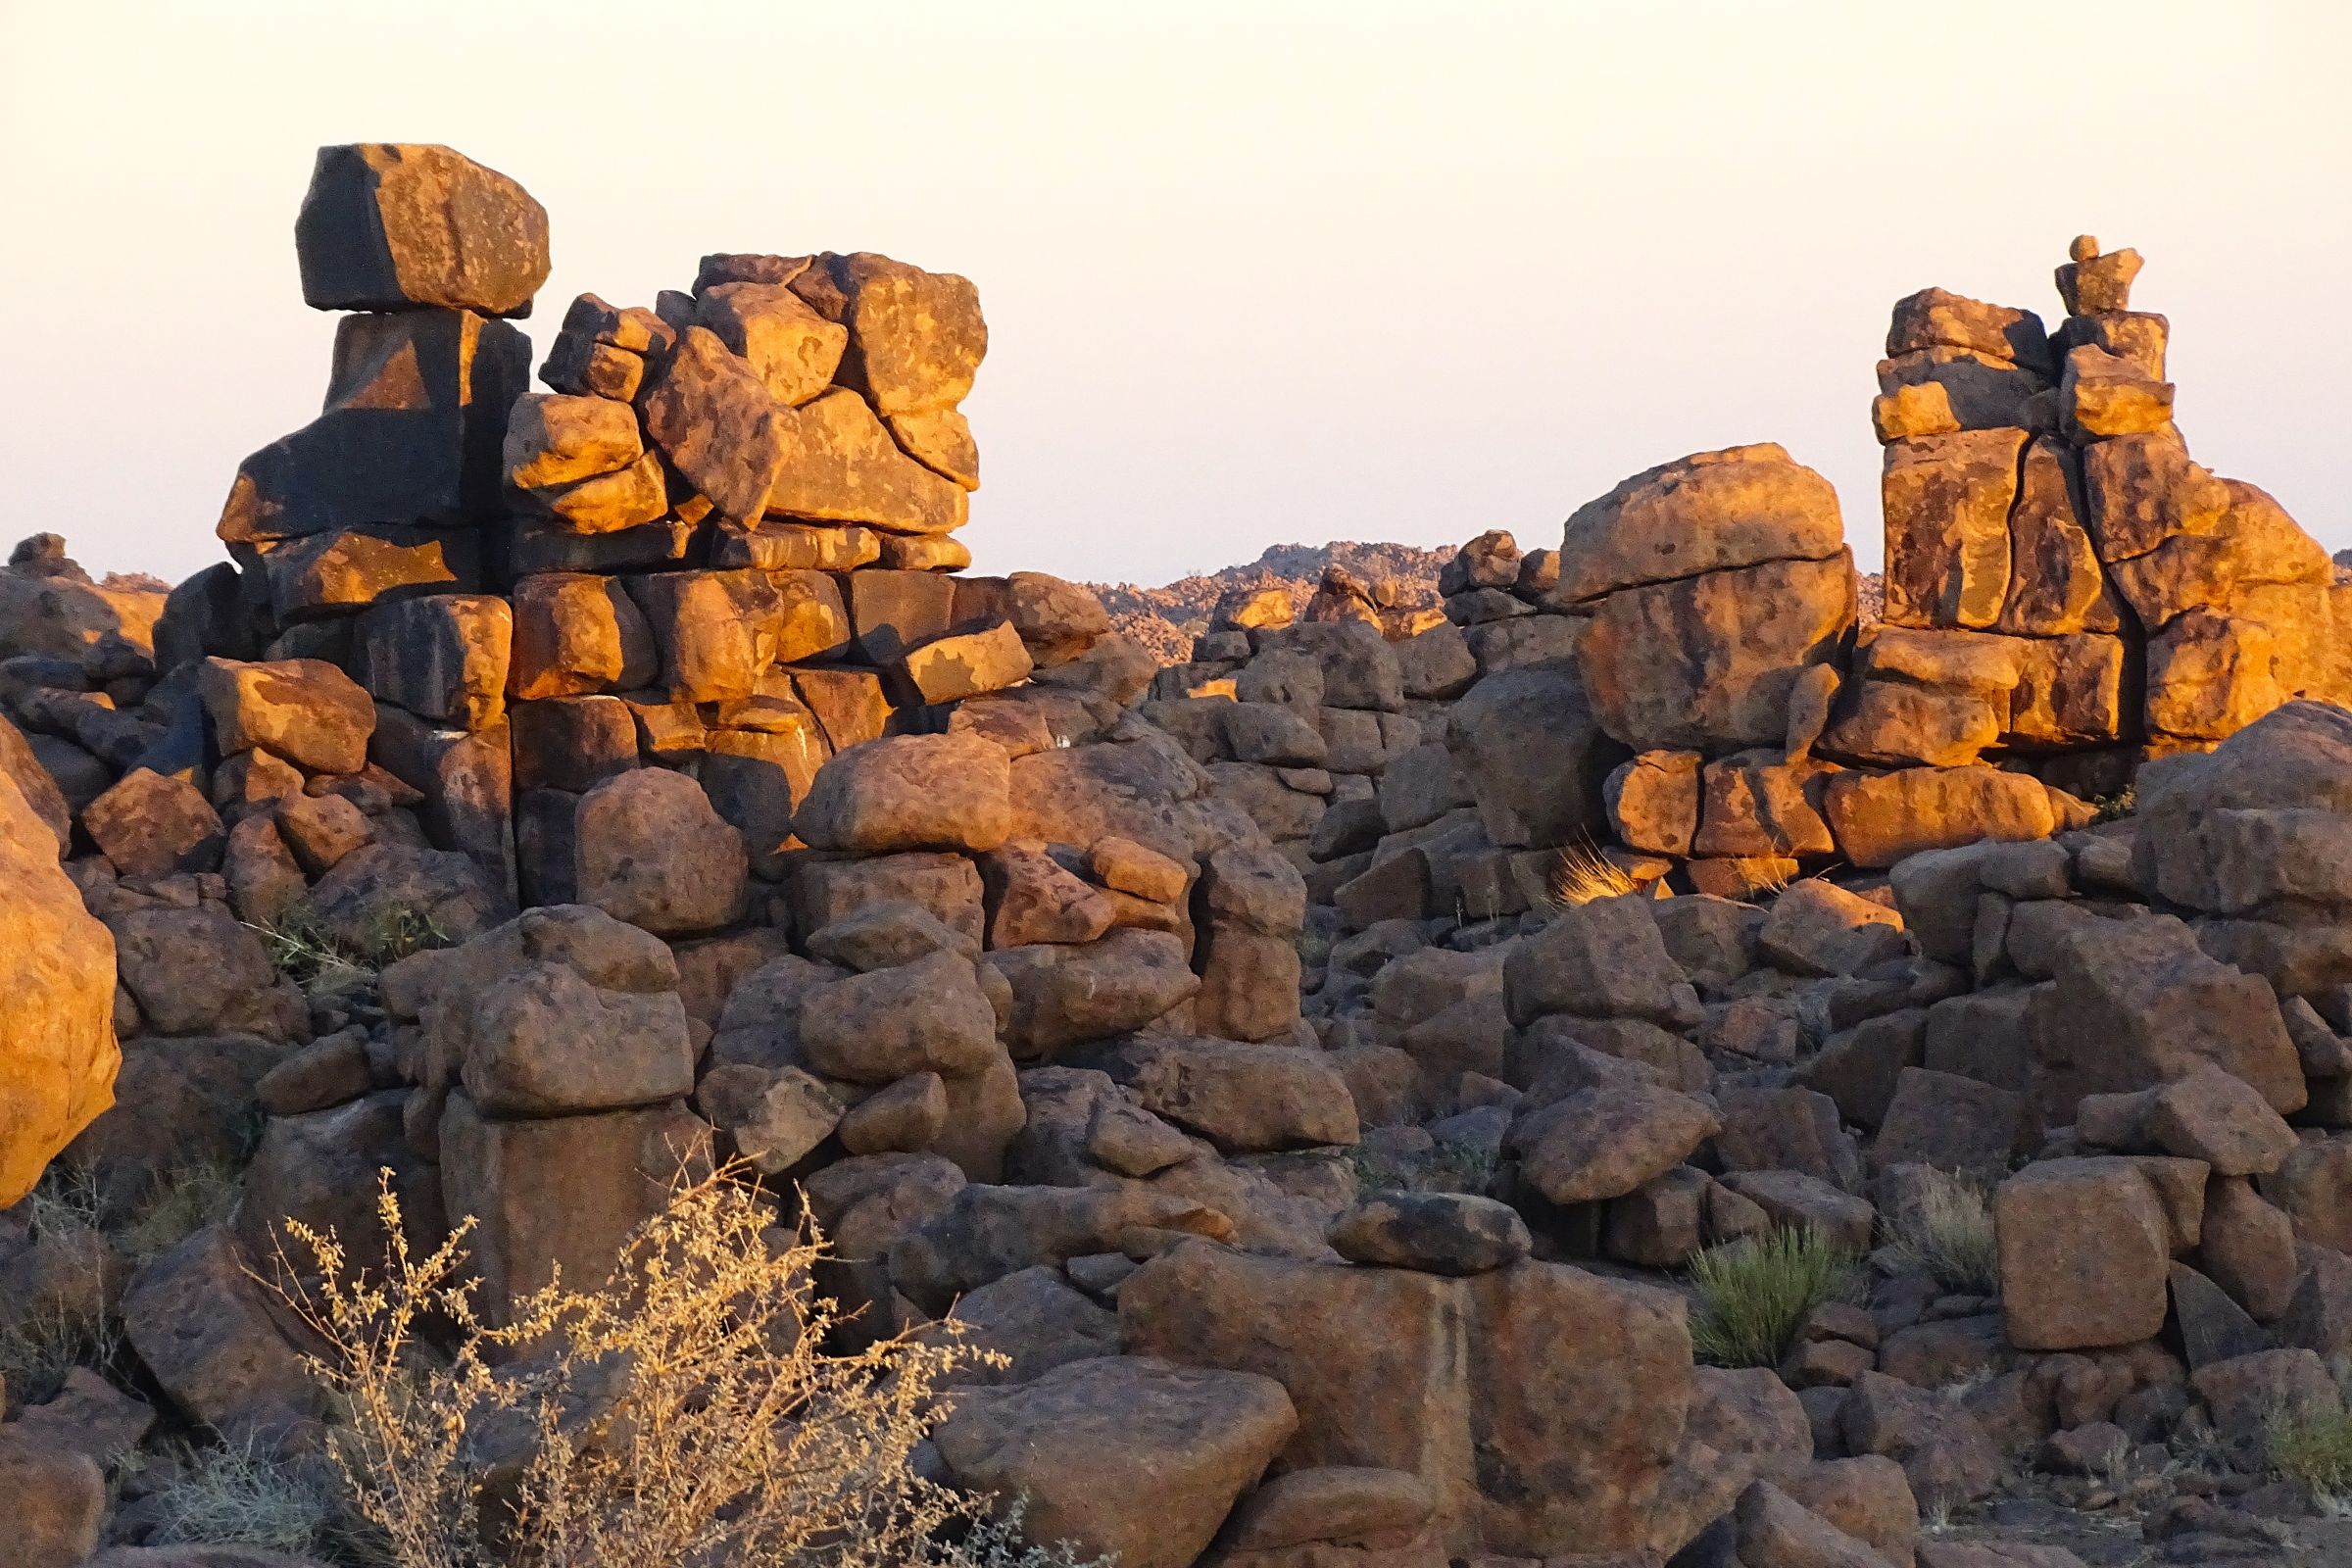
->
6;2;2346;589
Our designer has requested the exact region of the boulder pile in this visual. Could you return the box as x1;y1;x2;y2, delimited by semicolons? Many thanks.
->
7;142;2352;1568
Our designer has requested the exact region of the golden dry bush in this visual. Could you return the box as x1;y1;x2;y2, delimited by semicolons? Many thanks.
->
265;1168;1079;1568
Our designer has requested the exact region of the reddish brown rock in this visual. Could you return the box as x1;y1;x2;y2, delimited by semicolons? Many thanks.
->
796;733;1011;855
1822;765;2057;869
640;325;786;522
1882;429;2025;630
198;656;375;773
1996;1157;2177;1351
0;770;119;1206
762;388;968;536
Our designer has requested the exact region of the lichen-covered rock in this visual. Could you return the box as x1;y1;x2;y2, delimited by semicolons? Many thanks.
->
295;143;549;315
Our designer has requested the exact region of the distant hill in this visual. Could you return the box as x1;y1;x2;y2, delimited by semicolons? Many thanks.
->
1090;541;1452;664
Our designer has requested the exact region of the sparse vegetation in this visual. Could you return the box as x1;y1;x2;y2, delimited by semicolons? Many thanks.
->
1546;841;1639;907
249;900;449;986
118;1157;246;1262
1886;1166;2000;1297
261;1167;1099;1568
1348;1134;1498;1196
2266;1400;2352;1506
1686;1227;1860;1369
147;1440;345;1558
2091;786;2136;823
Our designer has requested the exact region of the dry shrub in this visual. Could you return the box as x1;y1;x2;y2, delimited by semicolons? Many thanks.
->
1886;1166;1999;1296
250;901;449;987
1686;1226;1860;1369
0;1167;124;1409
267;1168;1093;1568
1547;842;1639;907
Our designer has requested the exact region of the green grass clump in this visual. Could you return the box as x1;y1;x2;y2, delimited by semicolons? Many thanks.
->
2267;1402;2352;1503
1886;1167;1999;1297
1687;1226;1860;1368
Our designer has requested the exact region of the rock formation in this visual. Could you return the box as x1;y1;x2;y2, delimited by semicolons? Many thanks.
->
7;144;2352;1568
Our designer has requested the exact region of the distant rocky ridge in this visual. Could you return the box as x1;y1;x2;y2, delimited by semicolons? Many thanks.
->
1090;541;1449;664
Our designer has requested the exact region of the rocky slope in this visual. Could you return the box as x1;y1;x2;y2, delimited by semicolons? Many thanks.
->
1091;541;1448;664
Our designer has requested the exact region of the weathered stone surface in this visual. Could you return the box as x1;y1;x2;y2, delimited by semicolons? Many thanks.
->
439;1093;711;1326
986;928;1200;1056
693;281;847;407
1509;1083;1722;1203
82;766;223;878
1110;1035;1358;1152
0;771;118;1206
2029;912;2303;1117
1605;749;1700;858
573;767;748;936
1503;894;1697;1027
1996;1157;2175;1351
1580;553;1854;753
110;905;305;1040
640;325;785;522
931;1356;1294;1568
1446;664;1610;848
296;143;548;315
900;620;1034;705
1822;765;2057;869
801;949;1002;1083
796;733;1010;854
1887;288;2049;368
1330;1191;1532;1275
1553;444;1845;604
892;1184;1235;1311
762;387;968;535
830;252;988;416
357;593;511;729
122;1224;318;1442
0;1426;106;1568
1883;429;2026;631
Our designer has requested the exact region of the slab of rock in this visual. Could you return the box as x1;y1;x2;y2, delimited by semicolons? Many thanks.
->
573;768;748;936
1995;1157;2176;1351
693;281;847;407
800;949;1002;1083
2029;912;2304;1117
1822;765;2057;869
219;314;526;545
640;325;786;522
1553;444;1846;605
899;620;1034;705
1508;1083;1722;1203
1579;552;1854;753
931;1355;1295;1568
938;1264;1120;1387
199;657;375;774
833;252;988;416
0;769;119;1206
891;1184;1236;1311
1503;893;1697;1027
987;929;1203;1056
295;143;549;315
1329;1191;1532;1274
1446;664;1611;848
795;732;1010;854
1110;1035;1358;1152
438;1093;711;1325
122;1224;318;1444
0;1428;104;1568
762;387;968;535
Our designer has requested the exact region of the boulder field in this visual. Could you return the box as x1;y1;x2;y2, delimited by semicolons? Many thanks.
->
5;147;2352;1567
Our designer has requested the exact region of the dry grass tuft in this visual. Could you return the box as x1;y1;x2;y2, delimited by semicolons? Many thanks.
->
1687;1226;1860;1369
147;1440;344;1558
1886;1166;1999;1297
0;1167;124;1409
250;901;449;987
119;1158;247;1263
264;1167;1098;1568
1547;842;1640;907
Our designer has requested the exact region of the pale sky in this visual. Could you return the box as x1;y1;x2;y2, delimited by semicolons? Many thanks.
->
5;1;2346;588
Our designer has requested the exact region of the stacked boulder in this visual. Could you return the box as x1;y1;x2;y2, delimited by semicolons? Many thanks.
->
1867;235;2349;798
